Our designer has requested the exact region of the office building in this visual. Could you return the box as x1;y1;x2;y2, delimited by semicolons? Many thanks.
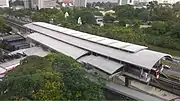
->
0;0;9;8
73;0;87;7
137;0;178;4
118;0;134;5
156;0;175;4
119;0;177;5
31;0;57;9
23;0;31;9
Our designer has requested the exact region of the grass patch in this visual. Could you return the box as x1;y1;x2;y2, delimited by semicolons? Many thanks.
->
148;45;180;57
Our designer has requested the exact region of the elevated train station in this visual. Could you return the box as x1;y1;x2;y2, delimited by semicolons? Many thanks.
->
23;22;178;100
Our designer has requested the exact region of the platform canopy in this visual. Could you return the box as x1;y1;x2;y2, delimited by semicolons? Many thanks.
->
78;55;124;74
25;22;172;70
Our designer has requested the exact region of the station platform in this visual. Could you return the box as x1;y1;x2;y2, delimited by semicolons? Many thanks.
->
106;82;164;100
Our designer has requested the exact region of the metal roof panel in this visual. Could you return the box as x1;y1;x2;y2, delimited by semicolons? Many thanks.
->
28;33;88;59
78;55;124;74
122;44;148;53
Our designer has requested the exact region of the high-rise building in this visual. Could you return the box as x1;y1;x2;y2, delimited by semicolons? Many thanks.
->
155;0;175;4
136;0;177;4
31;0;57;9
0;0;9;8
23;0;31;9
118;0;134;5
73;0;87;7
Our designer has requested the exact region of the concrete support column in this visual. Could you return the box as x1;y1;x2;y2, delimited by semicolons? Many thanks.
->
125;77;130;87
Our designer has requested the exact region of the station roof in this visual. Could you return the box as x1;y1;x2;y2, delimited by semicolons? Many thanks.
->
0;34;24;42
8;46;50;57
78;55;124;74
0;58;23;71
28;33;88;59
24;22;171;70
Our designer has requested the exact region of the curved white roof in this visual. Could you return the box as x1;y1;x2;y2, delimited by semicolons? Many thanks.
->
28;33;88;59
8;47;49;57
78;55;124;74
24;22;171;70
122;50;170;69
31;22;148;52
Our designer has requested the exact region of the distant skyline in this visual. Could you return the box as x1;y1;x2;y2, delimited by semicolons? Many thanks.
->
87;0;180;3
10;0;180;4
87;0;118;3
0;0;9;7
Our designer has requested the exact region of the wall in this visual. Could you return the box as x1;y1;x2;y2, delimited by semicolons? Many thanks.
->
0;0;9;8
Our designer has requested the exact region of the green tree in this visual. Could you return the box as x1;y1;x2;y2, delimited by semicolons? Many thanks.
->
46;54;105;100
0;54;105;100
0;56;62;99
138;10;149;22
51;11;65;24
0;17;12;35
114;5;136;20
148;21;169;35
147;1;158;21
93;11;103;16
32;77;64;100
155;6;175;21
104;13;115;23
170;22;180;38
80;11;96;24
0;16;5;33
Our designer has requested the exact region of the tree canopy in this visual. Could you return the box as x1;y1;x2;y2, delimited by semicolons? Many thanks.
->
0;17;12;35
0;54;104;100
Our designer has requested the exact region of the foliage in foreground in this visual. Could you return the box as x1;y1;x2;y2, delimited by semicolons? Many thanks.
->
0;16;12;35
0;54;104;100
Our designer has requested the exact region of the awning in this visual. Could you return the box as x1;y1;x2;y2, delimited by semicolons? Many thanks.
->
78;55;124;74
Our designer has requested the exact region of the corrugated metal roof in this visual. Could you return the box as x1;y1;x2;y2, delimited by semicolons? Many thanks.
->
0;34;24;42
9;47;50;57
122;50;170;70
0;58;23;69
78;55;124;74
32;22;148;52
122;44;148;53
27;33;88;59
25;23;129;59
24;22;171;70
98;38;118;45
109;41;131;48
